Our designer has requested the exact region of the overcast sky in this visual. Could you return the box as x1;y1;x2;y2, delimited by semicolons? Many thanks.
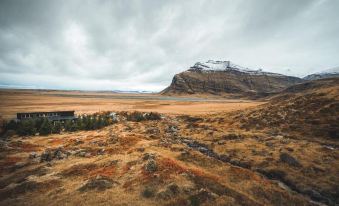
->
0;0;338;91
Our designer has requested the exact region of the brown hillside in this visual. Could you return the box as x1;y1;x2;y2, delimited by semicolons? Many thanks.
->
232;78;339;139
162;70;303;97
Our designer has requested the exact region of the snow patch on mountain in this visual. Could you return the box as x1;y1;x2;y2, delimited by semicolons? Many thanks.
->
317;67;339;75
303;67;339;80
188;60;283;76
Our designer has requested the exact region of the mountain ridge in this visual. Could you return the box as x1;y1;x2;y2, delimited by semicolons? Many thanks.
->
162;60;304;97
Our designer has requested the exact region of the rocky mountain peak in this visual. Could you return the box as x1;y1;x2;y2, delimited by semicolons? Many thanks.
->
188;60;283;77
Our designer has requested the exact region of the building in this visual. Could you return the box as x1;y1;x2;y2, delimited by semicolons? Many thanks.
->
17;111;76;122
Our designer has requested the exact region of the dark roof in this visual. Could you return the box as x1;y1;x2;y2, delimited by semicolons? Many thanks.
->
17;111;75;115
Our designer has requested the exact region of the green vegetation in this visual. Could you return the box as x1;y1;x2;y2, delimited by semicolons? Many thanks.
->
0;111;161;137
1;112;118;137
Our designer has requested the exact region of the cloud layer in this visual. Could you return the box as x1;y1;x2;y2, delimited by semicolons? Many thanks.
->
1;0;338;91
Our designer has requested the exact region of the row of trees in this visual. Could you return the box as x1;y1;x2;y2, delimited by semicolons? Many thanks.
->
3;113;116;136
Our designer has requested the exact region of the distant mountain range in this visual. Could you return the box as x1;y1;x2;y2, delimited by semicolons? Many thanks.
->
161;60;339;97
303;67;339;80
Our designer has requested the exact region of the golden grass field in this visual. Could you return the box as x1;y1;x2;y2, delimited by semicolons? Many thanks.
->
0;89;263;119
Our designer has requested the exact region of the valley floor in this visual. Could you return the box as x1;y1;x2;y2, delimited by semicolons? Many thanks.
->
0;89;263;119
0;86;338;206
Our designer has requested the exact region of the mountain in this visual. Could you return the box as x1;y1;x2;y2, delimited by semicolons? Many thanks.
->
162;60;303;97
303;67;339;80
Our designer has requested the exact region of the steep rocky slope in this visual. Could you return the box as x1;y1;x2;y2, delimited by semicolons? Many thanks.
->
162;60;303;97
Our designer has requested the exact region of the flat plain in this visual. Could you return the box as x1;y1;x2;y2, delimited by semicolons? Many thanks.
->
0;89;263;119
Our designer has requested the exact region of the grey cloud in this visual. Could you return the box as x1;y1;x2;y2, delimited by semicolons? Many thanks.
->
0;0;338;91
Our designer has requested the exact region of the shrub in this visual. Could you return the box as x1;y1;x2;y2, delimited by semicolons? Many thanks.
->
64;120;77;132
127;111;145;122
4;119;18;131
52;121;62;134
39;118;52;135
17;119;37;136
145;112;161;120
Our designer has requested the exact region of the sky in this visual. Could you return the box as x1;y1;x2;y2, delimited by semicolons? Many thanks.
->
0;0;338;92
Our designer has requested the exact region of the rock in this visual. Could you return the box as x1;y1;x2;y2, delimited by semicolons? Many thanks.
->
143;153;156;161
180;151;190;159
74;139;84;145
146;127;160;135
29;152;38;159
54;148;67;160
40;149;54;162
145;160;157;173
78;176;115;192
166;125;178;133
40;147;69;162
97;149;105;155
108;134;119;144
265;142;274;148
156;183;180;200
275;135;284;140
279;153;302;167
219;154;230;162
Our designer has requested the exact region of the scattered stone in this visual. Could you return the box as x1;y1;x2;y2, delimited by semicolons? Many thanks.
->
145;160;157;173
143;153;156;161
180;151;190;159
40;147;70;162
74;149;91;158
9;162;28;172
217;140;226;145
108;134;119;144
219;154;231;162
29;152;38;159
166;125;178;133
279;153;302;167
40;149;54;162
74;139;84;145
78;175;115;192
146;127;160;135
265;142;274;148
54;147;68;160
275;135;284;140
97;149;105;155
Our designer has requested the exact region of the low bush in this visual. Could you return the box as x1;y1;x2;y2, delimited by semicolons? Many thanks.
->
2;112;117;137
